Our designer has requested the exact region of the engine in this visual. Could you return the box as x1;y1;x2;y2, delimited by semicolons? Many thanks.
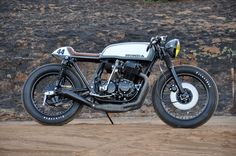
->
95;61;142;101
122;61;142;80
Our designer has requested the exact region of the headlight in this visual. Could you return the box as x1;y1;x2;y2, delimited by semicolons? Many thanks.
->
165;39;180;58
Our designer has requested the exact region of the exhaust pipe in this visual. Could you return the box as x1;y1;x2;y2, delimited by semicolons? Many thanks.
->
58;73;149;112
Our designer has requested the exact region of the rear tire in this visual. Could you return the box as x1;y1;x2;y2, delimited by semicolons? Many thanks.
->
22;64;83;125
152;65;218;128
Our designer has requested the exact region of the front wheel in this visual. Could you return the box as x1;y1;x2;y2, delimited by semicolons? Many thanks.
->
152;65;218;128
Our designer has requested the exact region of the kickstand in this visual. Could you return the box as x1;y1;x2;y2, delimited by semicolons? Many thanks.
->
106;112;114;125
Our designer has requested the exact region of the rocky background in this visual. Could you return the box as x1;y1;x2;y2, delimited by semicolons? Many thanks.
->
0;0;235;120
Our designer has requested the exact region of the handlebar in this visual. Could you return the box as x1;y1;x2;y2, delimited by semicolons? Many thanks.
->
152;35;167;44
146;35;167;52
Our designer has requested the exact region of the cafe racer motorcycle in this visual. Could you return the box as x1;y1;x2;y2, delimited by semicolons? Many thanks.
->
22;36;218;128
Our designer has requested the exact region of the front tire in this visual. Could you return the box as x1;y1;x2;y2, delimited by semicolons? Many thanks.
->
22;64;83;125
152;65;218;128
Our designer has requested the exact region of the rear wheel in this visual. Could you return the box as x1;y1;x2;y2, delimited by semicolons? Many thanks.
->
152;65;218;128
22;64;83;125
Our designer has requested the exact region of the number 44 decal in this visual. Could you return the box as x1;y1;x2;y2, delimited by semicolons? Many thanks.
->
57;49;65;55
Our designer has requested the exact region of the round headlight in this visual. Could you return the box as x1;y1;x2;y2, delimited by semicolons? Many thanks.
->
165;39;180;58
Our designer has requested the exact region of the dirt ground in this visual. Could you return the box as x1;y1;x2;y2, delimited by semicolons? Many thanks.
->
0;116;235;156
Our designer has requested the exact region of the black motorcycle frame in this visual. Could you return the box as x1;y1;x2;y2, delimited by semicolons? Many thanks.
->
54;37;184;113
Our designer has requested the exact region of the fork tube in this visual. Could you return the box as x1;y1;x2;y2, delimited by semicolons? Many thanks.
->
170;67;184;93
163;55;184;94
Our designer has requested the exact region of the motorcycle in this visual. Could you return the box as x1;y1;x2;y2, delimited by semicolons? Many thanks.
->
22;35;218;128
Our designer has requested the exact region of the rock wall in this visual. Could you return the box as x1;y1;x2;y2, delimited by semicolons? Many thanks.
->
0;0;235;120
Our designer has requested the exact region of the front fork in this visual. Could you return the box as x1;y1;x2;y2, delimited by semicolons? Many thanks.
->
163;55;185;94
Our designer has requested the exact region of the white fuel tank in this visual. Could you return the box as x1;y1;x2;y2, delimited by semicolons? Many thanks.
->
101;42;155;61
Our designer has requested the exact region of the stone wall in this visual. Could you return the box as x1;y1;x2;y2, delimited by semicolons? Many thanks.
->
0;0;235;120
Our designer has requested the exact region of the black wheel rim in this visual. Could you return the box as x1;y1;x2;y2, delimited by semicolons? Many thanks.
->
31;72;74;117
160;73;209;120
